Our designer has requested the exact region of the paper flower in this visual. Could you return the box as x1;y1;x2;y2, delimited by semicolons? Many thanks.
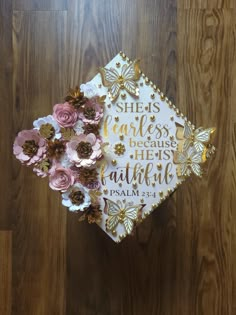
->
78;204;102;224
78;167;98;186
53;102;78;128
33;167;48;178
13;130;47;166
49;166;75;192
47;139;66;159
66;133;102;168
33;159;51;178
33;115;61;140
78;98;103;125
59;154;73;169
174;147;203;177
64;86;88;108
61;183;91;211
83;123;100;136
73;120;84;134
80;82;99;98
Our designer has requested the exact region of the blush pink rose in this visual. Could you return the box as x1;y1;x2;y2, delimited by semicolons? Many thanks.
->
53;102;78;128
49;166;75;192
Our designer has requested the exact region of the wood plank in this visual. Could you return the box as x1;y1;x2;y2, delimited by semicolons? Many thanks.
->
177;8;234;315
0;231;12;315
178;0;234;9
66;1;178;314
13;0;67;11
0;0;13;229
12;11;67;315
66;0;122;87
231;11;236;315
232;123;236;315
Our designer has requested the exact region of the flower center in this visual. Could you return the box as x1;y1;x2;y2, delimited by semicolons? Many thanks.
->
83;124;99;136
76;141;93;159
22;140;39;157
83;107;96;120
39;123;55;139
69;190;85;205
47;140;65;159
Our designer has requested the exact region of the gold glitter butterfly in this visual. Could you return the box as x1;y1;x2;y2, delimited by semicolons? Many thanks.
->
104;198;144;235
99;60;141;101
176;122;216;154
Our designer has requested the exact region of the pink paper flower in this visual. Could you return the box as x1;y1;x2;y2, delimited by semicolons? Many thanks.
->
49;166;75;192
53;102;78;128
13;130;46;166
33;166;48;178
66;133;102;168
78;98;103;125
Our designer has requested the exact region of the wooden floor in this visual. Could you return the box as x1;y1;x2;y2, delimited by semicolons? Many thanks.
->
0;0;236;314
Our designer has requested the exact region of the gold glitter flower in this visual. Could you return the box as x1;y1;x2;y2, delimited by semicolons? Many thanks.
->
78;204;102;224
65;86;88;108
83;123;100;136
87;204;102;224
47;139;65;159
78;168;98;186
39;123;55;139
114;143;126;156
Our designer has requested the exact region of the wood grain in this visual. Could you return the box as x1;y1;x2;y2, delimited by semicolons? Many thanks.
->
177;8;234;315
232;123;236;315
0;231;12;315
66;1;178;314
178;0;235;9
12;10;67;315
0;0;235;314
13;0;67;11
0;0;13;229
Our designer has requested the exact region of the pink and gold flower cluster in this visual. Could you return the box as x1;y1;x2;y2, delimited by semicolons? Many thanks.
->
13;82;105;223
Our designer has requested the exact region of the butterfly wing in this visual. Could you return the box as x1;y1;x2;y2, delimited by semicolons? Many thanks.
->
183;123;193;139
122;60;140;96
190;150;203;164
175;123;184;140
99;67;119;87
124;80;139;97
121;59;140;80
123;205;143;234
177;164;188;177
173;151;187;164
193;127;215;152
191;163;202;177
104;198;120;232
195;127;216;143
99;67;121;101
108;82;120;101
180;123;192;151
